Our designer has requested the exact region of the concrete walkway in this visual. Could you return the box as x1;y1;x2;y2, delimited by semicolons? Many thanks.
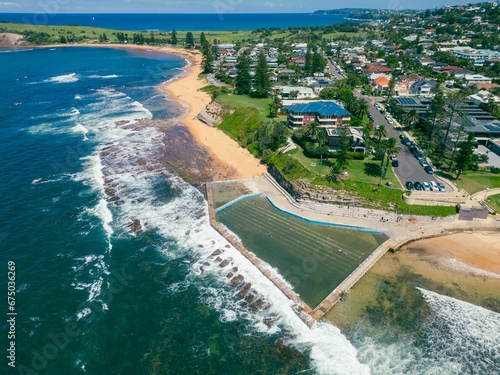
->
209;175;500;326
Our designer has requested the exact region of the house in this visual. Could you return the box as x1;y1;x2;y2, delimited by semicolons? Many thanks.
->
473;83;499;91
286;101;351;128
400;74;421;82
364;65;393;77
371;76;391;93
451;68;475;79
409;80;437;96
469;90;500;105
462;74;492;86
394;81;413;97
277;86;315;100
419;57;435;67
324;127;366;152
289;57;306;67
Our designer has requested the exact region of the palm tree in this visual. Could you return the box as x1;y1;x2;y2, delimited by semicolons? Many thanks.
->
383;137;401;177
317;129;329;147
404;108;419;128
356;98;369;120
374;124;387;145
326;162;343;183
305;121;320;141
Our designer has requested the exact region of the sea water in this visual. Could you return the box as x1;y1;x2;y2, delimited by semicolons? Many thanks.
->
1;47;498;374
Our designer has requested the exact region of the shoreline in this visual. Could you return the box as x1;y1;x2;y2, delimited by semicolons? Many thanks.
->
34;43;266;180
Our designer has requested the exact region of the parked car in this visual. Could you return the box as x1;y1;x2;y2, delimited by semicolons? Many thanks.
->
405;181;414;190
418;158;426;166
437;182;446;192
392;159;399;167
423;181;431;191
430;181;439;192
414;181;423;190
424;165;434;174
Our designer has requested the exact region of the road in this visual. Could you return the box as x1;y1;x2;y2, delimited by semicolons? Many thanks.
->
353;89;453;191
326;57;345;81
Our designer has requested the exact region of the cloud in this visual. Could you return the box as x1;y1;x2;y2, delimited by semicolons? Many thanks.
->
263;2;275;7
0;2;20;7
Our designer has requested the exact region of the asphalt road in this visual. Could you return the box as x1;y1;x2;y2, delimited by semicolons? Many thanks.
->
354;89;452;191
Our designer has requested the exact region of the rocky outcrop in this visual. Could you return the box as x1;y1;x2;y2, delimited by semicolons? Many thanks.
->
196;102;223;127
0;33;30;47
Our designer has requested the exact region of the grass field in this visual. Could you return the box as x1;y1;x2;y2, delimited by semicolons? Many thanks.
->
288;147;400;187
486;194;500;213
216;94;271;120
438;171;500;195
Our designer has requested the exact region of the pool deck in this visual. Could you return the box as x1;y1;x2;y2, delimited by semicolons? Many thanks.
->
206;175;500;327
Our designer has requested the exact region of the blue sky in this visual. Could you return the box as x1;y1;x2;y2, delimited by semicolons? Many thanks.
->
0;0;479;13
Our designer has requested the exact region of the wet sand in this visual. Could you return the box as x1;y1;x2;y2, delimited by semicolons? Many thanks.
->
40;43;266;181
157;48;267;180
326;231;500;329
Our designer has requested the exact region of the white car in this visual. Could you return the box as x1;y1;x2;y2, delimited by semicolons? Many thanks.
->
437;182;446;192
423;181;431;191
430;181;439;192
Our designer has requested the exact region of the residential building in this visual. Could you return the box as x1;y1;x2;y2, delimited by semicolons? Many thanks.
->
462;74;492;85
286;101;351;127
469;90;500;105
409;80;437;96
325;127;366;152
371;76;391;93
277;86;315;100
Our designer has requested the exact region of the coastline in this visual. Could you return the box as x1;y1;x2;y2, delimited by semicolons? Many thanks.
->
157;47;267;180
36;43;266;181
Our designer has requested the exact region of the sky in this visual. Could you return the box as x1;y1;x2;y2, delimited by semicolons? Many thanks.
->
0;0;480;13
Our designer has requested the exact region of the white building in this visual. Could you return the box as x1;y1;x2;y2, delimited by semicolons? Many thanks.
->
469;90;500;105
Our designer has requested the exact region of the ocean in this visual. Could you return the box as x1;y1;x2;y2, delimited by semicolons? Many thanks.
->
1;47;498;375
0;13;353;31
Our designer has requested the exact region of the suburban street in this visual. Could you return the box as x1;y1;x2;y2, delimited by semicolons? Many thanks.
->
353;89;454;191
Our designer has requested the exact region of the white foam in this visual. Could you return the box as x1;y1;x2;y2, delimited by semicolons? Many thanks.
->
446;258;500;279
72;124;89;140
44;73;79;84
76;307;92;321
88;74;119;79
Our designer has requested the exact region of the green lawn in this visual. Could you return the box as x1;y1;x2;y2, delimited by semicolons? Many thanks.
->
486;194;500;213
439;171;500;195
288;147;400;187
217;94;271;120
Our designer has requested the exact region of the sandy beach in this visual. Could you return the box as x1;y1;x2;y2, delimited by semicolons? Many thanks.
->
38;43;266;180
156;47;267;180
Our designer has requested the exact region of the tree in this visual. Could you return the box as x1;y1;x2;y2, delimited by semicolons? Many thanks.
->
170;29;178;45
289;90;299;99
305;121;320;141
326;163;343;183
304;49;313;75
269;95;281;118
59;35;67;44
253;51;271;98
356;98;369;120
312;51;326;74
200;32;207;46
383;137;401;177
374;124;387;145
440;92;467;161
201;44;214;73
336;124;351;171
454;133;475;179
185;32;194;48
404;108;420;128
234;54;252;95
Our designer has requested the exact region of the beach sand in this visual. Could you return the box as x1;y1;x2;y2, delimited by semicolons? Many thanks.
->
326;231;500;329
41;43;266;181
156;47;267;180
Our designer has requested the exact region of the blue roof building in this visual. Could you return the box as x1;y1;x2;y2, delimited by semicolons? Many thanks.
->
286;101;351;127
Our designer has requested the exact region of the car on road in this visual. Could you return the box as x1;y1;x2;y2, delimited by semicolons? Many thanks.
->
405;181;414;190
414;181;423;190
437;181;446;192
418;158;426;166
392;159;399;167
423;181;431;191
424;165;434;174
430;181;439;192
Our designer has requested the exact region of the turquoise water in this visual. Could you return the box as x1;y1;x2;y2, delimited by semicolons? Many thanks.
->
216;196;387;307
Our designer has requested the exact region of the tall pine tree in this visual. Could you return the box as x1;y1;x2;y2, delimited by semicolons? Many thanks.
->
185;32;194;48
253;51;271;98
170;29;177;45
234;54;251;95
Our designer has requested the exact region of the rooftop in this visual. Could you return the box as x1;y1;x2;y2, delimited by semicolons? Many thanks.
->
287;101;351;117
